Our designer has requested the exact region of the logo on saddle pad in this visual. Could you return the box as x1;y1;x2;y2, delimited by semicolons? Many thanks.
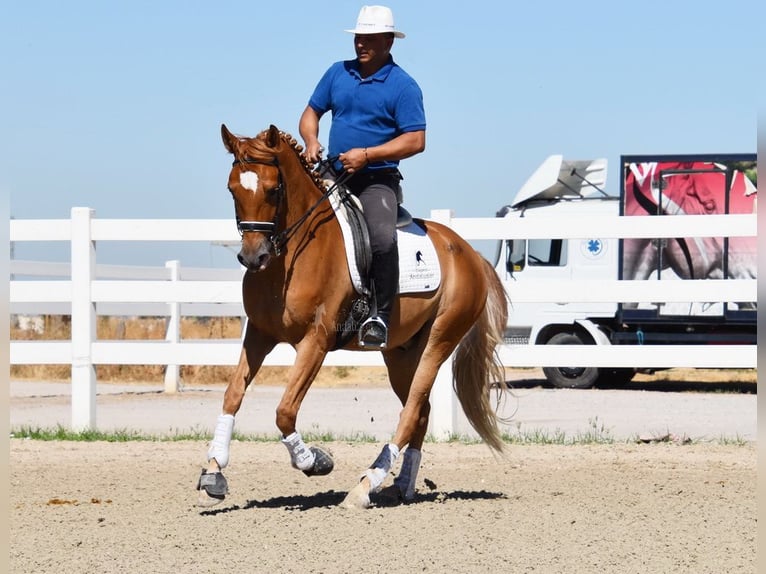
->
405;245;438;289
329;191;441;294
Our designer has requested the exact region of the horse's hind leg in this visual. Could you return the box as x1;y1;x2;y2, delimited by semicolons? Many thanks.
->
343;328;459;509
197;325;274;507
382;340;431;502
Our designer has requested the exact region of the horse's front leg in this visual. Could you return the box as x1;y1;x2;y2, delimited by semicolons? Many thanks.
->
197;326;274;507
276;341;335;477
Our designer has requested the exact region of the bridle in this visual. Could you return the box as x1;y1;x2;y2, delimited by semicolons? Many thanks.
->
232;155;351;257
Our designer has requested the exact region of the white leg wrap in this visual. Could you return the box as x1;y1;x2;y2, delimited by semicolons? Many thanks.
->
207;414;235;469
364;443;400;493
281;432;316;471
393;448;422;501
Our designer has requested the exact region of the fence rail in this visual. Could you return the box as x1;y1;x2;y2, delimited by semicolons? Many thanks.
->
9;207;757;433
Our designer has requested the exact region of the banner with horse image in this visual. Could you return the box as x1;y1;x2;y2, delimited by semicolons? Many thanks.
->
621;155;757;317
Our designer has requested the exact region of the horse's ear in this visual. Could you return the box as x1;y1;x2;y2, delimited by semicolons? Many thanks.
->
221;124;238;155
267;124;281;148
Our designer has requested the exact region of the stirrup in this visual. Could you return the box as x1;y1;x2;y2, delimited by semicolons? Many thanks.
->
358;316;388;349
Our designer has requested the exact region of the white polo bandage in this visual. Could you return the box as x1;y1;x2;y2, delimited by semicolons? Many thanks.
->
281;432;316;471
207;414;235;468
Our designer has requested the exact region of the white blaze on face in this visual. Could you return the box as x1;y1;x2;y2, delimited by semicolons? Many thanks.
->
240;171;260;193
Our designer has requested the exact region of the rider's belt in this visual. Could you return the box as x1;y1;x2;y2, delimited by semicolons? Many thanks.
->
367;168;402;176
345;169;402;194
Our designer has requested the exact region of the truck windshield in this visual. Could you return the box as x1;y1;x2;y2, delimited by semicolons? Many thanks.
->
508;239;568;272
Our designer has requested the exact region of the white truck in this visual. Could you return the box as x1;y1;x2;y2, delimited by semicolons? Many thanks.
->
493;153;757;388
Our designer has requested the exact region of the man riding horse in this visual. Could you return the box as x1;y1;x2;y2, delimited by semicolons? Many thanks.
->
299;5;426;349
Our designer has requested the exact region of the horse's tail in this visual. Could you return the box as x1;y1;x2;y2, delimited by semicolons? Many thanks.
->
452;256;509;453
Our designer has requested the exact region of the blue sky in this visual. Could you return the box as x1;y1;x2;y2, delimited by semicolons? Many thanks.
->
2;0;760;267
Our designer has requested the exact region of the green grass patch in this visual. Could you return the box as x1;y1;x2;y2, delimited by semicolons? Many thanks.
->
9;424;378;443
11;425;141;442
502;417;617;445
10;420;750;446
716;434;749;446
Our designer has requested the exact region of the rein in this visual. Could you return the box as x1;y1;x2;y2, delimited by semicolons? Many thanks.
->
233;155;352;256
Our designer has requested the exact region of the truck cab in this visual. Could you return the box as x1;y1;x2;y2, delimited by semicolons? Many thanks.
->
493;155;628;387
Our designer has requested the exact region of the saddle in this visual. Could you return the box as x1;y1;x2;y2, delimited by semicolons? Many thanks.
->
328;183;437;350
335;188;414;288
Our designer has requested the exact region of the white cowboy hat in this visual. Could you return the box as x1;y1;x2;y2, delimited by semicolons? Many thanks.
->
344;5;405;39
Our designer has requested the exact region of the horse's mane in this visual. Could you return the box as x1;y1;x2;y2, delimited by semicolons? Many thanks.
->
240;128;328;193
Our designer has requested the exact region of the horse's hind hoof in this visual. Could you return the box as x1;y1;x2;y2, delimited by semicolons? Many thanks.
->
196;470;228;507
302;446;334;477
377;484;405;506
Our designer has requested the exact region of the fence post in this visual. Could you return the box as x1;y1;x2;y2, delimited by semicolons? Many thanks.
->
428;209;458;439
164;260;181;393
428;354;457;440
70;207;97;430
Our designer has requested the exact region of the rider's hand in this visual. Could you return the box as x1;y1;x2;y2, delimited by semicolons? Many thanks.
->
339;148;368;173
304;142;324;164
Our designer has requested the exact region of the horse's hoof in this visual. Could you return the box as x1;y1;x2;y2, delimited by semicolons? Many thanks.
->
302;446;334;477
377;484;404;506
196;470;228;507
340;481;371;509
197;489;224;508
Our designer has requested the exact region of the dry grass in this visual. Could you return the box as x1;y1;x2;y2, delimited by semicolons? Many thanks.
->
10;315;390;387
11;316;756;388
11;315;240;384
633;368;756;383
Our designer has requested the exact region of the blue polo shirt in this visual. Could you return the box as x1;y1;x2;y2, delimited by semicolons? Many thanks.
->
308;56;426;173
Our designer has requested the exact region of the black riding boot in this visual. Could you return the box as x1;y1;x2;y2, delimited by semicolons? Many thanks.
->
359;249;399;349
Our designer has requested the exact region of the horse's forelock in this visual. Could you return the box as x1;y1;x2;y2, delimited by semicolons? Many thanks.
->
236;130;277;163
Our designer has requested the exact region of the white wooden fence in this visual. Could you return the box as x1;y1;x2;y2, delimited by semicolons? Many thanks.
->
9;207;757;433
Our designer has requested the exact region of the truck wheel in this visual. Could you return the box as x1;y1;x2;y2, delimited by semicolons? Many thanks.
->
542;332;600;389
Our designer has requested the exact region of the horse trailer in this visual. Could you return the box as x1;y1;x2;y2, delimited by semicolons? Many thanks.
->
493;153;757;388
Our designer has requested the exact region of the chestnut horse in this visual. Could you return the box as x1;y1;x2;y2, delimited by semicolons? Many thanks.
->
197;125;509;509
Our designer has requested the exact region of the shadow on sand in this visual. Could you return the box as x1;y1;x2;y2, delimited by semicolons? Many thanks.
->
504;377;756;394
199;488;506;515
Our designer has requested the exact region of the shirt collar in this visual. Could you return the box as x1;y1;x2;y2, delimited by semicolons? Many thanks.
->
348;56;395;82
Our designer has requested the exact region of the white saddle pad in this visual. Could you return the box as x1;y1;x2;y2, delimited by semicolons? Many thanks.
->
328;190;441;295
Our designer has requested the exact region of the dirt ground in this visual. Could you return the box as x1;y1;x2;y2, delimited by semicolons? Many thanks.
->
9;439;755;574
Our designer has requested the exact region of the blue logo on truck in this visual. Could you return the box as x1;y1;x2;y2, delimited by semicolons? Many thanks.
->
581;238;605;259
